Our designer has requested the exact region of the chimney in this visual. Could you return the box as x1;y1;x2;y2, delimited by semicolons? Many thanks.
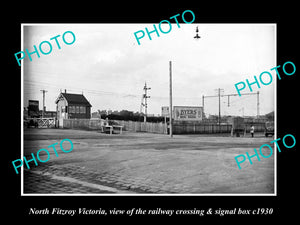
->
64;89;67;93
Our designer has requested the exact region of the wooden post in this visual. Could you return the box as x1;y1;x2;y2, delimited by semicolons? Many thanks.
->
169;61;173;138
164;116;167;134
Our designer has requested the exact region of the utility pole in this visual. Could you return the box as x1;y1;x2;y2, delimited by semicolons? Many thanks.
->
218;88;221;127
169;61;173;138
40;89;47;118
216;88;224;131
141;82;151;122
257;91;260;118
202;95;205;119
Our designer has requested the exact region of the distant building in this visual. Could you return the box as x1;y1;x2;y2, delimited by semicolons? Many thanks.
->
25;100;57;119
28;100;39;117
39;110;57;118
91;111;100;118
55;91;92;123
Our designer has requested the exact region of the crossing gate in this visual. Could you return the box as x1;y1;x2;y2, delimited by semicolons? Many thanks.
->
37;118;55;128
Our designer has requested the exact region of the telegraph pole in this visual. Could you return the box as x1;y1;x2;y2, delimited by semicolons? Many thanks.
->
257;91;260;118
218;88;221;126
216;88;224;131
169;61;173;138
141;82;151;122
40;89;47;118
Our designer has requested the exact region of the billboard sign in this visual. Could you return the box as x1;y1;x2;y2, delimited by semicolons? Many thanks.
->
174;106;203;121
29;100;39;107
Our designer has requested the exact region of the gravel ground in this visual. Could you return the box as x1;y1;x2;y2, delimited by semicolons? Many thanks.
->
22;128;275;195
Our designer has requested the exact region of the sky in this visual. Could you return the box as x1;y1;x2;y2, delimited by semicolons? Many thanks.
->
23;23;276;117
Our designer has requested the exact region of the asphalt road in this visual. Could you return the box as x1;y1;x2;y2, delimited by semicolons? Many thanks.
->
22;128;275;195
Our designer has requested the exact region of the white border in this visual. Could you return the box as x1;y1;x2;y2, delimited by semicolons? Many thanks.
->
21;24;24;192
274;23;277;196
20;23;277;197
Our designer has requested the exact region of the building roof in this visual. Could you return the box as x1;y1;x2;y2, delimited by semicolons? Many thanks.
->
55;92;92;107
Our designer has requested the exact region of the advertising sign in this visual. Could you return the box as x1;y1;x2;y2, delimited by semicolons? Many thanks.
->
174;106;203;121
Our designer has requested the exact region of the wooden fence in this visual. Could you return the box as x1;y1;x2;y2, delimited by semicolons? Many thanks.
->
61;119;266;135
114;120;166;134
62;119;100;130
114;120;233;134
172;123;232;134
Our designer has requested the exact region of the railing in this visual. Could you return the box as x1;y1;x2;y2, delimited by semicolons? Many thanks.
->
36;118;55;128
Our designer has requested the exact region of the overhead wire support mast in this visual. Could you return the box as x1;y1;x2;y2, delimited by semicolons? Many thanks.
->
202;90;260;118
216;88;224;128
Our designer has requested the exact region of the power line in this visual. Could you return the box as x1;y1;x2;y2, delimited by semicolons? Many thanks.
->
24;79;203;100
202;90;260;118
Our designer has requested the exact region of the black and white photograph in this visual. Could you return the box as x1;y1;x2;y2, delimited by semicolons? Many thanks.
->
21;23;276;195
5;3;298;221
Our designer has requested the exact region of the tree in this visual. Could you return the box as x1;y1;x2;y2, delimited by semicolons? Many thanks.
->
265;111;274;121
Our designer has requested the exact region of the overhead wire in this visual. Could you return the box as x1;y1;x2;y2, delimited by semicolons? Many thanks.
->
23;79;203;101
